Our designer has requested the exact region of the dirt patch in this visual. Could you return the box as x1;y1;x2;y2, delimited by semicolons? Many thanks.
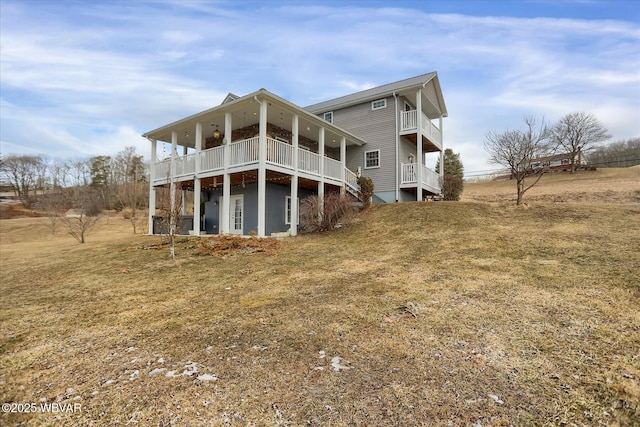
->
195;235;280;257
0;200;43;220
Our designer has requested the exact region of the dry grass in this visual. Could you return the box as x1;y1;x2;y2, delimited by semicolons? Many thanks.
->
1;170;639;426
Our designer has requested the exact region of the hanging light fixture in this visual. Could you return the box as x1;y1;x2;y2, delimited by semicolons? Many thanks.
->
211;123;222;139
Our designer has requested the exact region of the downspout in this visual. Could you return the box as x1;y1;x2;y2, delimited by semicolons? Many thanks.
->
393;92;399;202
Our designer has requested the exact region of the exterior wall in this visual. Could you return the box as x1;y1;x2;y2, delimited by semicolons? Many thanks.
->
399;189;417;202
331;96;397;196
399;136;417;165
203;182;315;235
424;81;440;113
204;183;258;235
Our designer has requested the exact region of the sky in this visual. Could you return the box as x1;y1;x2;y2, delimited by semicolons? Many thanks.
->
1;0;639;177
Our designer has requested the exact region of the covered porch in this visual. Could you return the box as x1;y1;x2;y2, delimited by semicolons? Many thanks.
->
143;89;366;238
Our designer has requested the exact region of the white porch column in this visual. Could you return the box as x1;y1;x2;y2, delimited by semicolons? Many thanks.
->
193;123;202;235
290;175;298;236
148;139;157;235
257;99;267;237
439;116;444;184
181;144;188;215
291;114;299;237
292;115;299;172
221;112;232;235
225;112;232;143
170;132;178;235
318;127;325;213
415;90;423;201
340;136;346;195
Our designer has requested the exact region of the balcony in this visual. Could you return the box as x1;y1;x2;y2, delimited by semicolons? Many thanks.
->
152;137;359;195
400;110;442;151
400;162;441;194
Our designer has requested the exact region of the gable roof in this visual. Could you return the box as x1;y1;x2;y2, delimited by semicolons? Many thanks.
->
142;88;367;148
305;72;447;118
221;93;240;104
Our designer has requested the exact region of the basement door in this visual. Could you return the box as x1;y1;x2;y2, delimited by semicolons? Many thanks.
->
219;195;244;235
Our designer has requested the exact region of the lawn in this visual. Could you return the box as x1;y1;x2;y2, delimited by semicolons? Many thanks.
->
1;172;639;426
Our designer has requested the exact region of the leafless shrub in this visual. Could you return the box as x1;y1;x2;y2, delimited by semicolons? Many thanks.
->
300;193;357;233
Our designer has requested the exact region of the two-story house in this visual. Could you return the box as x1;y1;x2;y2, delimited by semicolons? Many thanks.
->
305;72;447;203
143;72;446;237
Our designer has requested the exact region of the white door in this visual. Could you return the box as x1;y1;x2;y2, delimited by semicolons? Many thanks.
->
219;195;244;235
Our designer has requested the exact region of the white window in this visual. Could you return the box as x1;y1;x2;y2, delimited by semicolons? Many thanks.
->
285;196;300;225
371;99;387;110
323;112;333;123
364;150;380;169
404;101;413;112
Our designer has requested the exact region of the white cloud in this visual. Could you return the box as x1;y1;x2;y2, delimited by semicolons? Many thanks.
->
0;1;637;177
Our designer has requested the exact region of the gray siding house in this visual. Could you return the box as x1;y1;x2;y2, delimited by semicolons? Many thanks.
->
143;72;447;237
305;72;447;203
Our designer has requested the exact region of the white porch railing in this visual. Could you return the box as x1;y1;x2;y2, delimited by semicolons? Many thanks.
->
175;153;196;176
345;168;359;194
201;145;224;171
401;163;417;183
401;110;418;131
230;137;259;166
400;110;442;148
421;164;440;190
155;159;171;180
298;150;321;175
400;162;441;192
152;137;360;195
266;138;294;168
324;157;343;181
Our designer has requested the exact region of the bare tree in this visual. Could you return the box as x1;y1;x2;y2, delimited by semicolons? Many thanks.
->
156;181;183;261
61;211;99;243
0;155;47;208
113;147;146;233
39;191;63;234
484;117;553;205
550;112;611;173
60;160;102;243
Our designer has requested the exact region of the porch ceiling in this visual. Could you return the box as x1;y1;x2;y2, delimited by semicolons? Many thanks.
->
143;89;366;150
402;134;441;153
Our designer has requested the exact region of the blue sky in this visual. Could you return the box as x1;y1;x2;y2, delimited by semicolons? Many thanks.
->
1;0;639;176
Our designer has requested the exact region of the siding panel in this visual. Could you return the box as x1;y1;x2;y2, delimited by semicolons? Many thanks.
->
333;96;398;194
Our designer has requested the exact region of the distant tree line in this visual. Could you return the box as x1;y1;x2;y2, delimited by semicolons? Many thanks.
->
0;146;148;239
587;138;640;168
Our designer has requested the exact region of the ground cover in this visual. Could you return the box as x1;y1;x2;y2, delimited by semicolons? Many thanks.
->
1;170;639;426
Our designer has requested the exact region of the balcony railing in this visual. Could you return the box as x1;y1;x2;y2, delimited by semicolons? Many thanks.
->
152;137;358;191
400;162;441;192
400;110;442;148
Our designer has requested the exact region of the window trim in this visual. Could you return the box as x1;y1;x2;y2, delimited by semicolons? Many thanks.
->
364;149;381;169
285;196;300;225
371;99;387;111
323;111;333;123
